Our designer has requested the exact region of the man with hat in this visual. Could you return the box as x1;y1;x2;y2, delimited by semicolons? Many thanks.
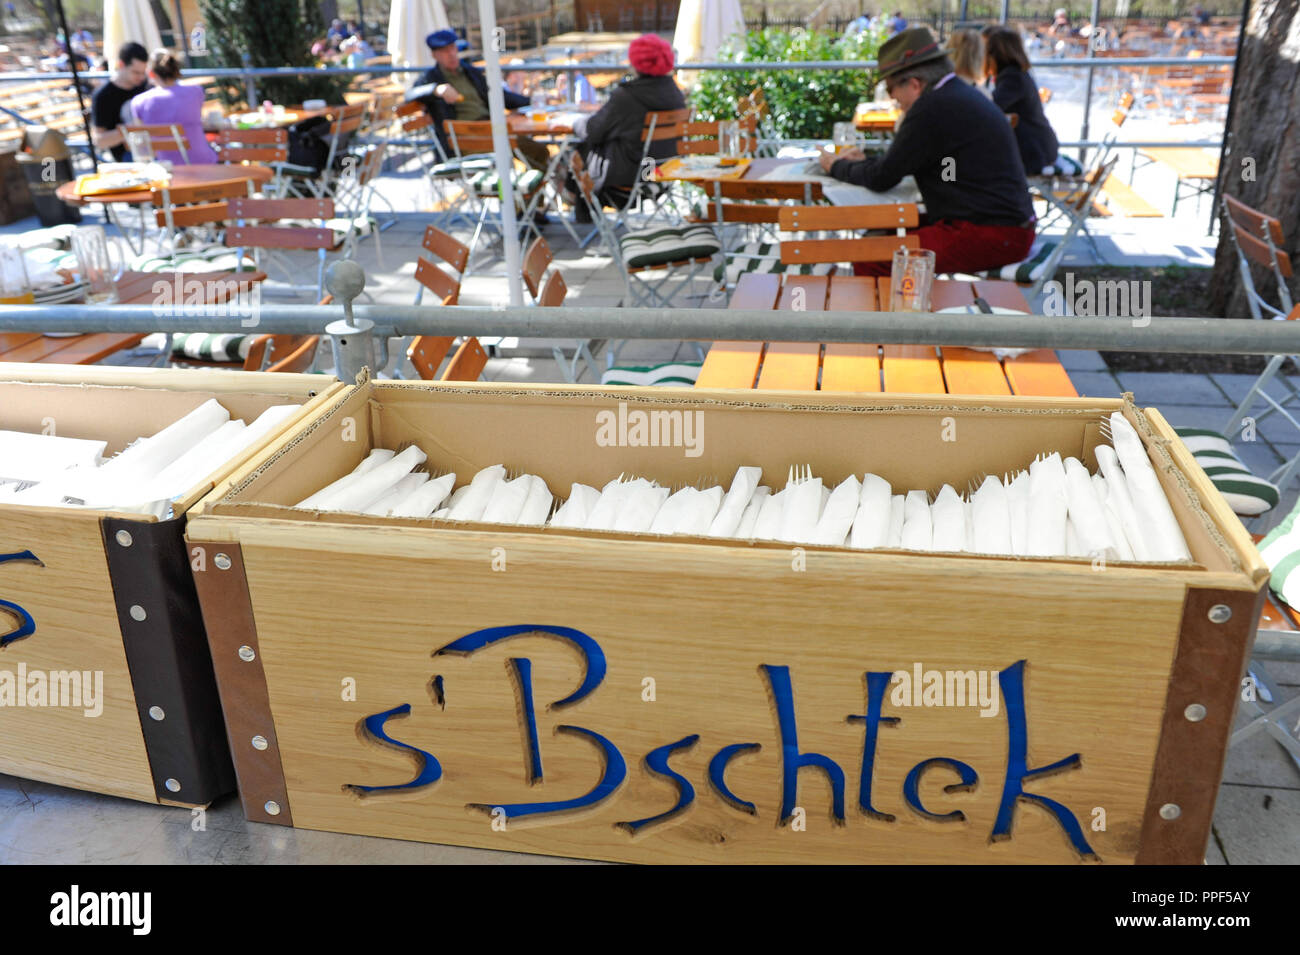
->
408;28;549;173
818;27;1036;277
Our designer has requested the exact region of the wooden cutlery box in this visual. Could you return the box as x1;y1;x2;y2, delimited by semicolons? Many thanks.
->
185;379;1266;862
0;364;341;806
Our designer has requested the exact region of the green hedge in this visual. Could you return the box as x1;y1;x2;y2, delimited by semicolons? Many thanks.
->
687;27;887;140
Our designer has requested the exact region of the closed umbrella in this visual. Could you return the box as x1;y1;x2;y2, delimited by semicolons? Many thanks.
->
387;0;451;87
672;0;745;63
102;0;162;58
476;0;522;307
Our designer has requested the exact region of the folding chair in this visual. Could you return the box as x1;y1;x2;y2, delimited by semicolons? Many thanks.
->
392;100;485;229
224;196;351;302
330;143;390;267
213;127;293;196
445;119;546;261
679;115;757;156
776;203;921;278
1220;195;1300;490
998;155;1119;297
392;226;470;379
147;176;258;264
741;87;779;157
609;107;690;232
519;235;598;383
700;179;827;289
280;104;366;200
119;123;189;164
568;149;720;310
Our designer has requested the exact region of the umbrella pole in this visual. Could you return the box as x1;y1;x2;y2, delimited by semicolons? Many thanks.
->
54;0;96;171
478;0;523;307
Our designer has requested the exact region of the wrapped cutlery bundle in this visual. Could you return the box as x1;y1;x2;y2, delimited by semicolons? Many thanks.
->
187;381;1268;866
0;365;341;808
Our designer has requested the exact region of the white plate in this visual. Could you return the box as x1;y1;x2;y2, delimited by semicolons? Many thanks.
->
935;305;1029;315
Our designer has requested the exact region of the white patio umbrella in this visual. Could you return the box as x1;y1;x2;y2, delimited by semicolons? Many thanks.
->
102;0;162;60
477;0;523;306
387;0;451;88
672;0;746;63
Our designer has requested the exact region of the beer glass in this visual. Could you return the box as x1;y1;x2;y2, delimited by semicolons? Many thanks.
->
889;247;935;313
0;244;34;305
833;121;855;155
125;129;154;162
71;225;123;305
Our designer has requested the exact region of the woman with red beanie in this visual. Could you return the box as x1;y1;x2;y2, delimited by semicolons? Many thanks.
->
566;33;686;218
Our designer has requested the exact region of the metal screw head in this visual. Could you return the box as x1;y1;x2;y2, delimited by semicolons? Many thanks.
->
1184;703;1207;722
251;735;268;750
115;530;133;547
237;645;256;662
148;705;165;721
264;800;281;816
129;604;147;621
1208;604;1232;624
1159;803;1181;820
164;778;181;793
214;553;232;571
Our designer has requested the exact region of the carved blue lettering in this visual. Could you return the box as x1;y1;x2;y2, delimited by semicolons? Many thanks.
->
509;658;543;783
708;743;761;815
346;703;442;794
435;624;606;708
847;670;901;821
0;550;42;647
903;757;978;821
761;664;846;825
617;734;699;834
992;660;1097;858
470;725;626;820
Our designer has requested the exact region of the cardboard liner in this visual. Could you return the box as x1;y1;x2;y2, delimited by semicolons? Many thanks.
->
1136;585;1266;863
101;515;236;806
188;542;292;827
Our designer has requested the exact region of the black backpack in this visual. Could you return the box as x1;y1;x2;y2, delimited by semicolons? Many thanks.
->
286;115;332;173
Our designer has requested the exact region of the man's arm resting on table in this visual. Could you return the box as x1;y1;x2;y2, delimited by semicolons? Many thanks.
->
92;125;123;151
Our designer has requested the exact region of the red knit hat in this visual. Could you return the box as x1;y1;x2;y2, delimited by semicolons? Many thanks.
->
628;33;675;76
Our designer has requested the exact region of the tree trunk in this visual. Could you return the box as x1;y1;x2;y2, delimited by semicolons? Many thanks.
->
1208;0;1300;318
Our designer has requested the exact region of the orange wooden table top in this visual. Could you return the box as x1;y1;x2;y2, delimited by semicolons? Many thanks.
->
56;163;276;207
696;273;1078;397
0;270;266;365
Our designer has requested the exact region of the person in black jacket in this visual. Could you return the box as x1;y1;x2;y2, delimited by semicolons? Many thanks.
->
564;33;686;218
407;29;548;171
819;27;1036;276
985;27;1060;176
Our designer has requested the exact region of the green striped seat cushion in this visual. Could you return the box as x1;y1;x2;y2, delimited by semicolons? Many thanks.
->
1258;496;1300;608
714;242;836;287
985;241;1057;284
469;167;544;197
431;157;494;179
171;333;254;363
601;362;703;386
620;225;721;269
130;244;257;274
1174;427;1279;516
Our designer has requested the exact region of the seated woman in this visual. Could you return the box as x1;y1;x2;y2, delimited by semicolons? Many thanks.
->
128;49;218;164
985;28;1059;176
947;28;990;97
563;33;685;219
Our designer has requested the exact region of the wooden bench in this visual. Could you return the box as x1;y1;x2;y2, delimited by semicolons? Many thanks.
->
696;274;1078;398
1100;174;1164;217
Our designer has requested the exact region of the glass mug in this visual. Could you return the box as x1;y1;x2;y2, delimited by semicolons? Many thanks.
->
718;120;740;159
0;244;34;305
125;129;154;162
832;121;856;155
71;226;124;305
889;246;935;313
530;90;548;123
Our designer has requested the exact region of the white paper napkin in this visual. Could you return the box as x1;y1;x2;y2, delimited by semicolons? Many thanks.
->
481;474;532;523
812;475;860;546
390;472;456;518
708;466;762;537
734;486;770;538
1109;412;1191;562
551;483;600;528
297;448;395;509
970;475;1012;555
1063;456;1119;560
930;484;966;553
753;487;787;540
850;473;891;549
1027;453;1068;557
447;463;506;522
780;471;824;543
517;475;554;525
886;494;905;546
1006;470;1030;555
901;490;933;550
363;473;429;516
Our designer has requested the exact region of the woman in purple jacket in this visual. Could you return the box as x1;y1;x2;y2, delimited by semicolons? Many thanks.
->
128;50;218;164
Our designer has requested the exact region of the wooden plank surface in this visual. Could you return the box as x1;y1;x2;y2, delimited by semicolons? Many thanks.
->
881;345;947;394
822;276;880;392
695;273;778;389
939;348;1012;395
756;275;827;391
969;281;1078;397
